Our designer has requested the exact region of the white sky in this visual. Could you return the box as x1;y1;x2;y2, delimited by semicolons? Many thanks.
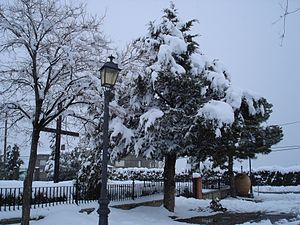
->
83;0;300;168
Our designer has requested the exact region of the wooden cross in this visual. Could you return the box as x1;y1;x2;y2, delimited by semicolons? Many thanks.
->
41;106;79;183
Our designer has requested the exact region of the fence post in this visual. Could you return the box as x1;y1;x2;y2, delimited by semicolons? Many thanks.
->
192;173;203;199
132;179;135;200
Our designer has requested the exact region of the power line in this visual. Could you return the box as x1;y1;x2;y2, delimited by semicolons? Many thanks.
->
277;121;300;126
271;147;300;152
272;145;300;149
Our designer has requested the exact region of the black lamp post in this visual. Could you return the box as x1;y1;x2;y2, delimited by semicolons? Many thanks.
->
98;55;121;225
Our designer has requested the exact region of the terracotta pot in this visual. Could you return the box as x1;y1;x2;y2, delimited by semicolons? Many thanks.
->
234;173;251;196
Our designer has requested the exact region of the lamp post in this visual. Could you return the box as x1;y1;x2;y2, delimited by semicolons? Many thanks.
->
98;55;121;225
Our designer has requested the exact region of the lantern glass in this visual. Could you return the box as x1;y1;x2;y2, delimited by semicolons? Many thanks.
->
101;67;119;87
100;55;121;88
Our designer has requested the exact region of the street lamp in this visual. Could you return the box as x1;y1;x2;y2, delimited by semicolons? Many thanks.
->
98;55;121;225
100;55;121;88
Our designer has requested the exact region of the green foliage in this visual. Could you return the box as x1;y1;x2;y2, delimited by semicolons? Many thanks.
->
76;147;102;197
45;147;85;181
0;160;5;179
122;3;208;160
189;98;283;175
4;144;24;180
253;170;300;186
108;168;190;181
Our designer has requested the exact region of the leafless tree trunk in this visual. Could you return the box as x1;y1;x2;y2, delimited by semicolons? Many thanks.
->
21;127;40;225
228;154;236;197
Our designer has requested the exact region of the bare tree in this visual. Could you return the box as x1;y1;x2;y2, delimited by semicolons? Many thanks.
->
275;0;300;45
0;0;109;224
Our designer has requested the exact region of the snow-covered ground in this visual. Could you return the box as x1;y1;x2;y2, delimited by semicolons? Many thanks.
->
254;185;300;193
0;180;74;188
0;186;300;225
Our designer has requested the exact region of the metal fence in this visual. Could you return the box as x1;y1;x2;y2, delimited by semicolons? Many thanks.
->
202;177;228;190
108;180;165;201
176;180;193;197
0;179;193;211
0;186;76;211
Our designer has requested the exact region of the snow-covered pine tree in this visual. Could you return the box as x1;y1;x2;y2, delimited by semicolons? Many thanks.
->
45;147;82;181
113;3;213;212
215;96;282;196
76;146;103;200
4;144;24;180
117;2;283;205
75;104;104;197
188;80;283;196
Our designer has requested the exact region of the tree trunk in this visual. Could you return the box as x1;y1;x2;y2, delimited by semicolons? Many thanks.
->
228;154;236;197
163;154;176;212
21;128;40;225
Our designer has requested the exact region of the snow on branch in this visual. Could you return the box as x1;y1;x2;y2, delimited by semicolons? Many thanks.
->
197;100;234;137
139;108;164;133
190;52;206;75
110;117;134;147
226;86;264;116
204;60;231;94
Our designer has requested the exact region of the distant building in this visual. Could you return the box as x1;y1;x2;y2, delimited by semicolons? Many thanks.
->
33;154;50;181
19;152;162;181
112;154;163;169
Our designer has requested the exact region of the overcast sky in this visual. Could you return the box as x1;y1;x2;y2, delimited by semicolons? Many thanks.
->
84;0;300;168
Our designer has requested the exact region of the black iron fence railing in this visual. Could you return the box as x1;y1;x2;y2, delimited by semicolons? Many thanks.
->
0;186;77;212
176;179;193;197
0;177;226;212
202;177;229;190
0;179;195;211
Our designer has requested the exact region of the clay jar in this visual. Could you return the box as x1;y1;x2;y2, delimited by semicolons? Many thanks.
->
234;173;251;196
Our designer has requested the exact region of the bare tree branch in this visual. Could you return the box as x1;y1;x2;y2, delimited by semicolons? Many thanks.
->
275;0;300;45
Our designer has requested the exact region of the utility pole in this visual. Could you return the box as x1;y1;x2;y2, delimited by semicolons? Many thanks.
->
249;158;253;197
3;113;8;164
